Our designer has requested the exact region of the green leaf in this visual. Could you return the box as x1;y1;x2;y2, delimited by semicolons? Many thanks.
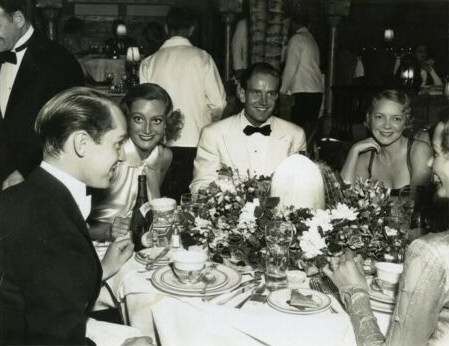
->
265;197;280;208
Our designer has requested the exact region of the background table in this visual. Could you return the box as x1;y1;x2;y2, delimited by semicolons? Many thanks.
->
79;56;126;86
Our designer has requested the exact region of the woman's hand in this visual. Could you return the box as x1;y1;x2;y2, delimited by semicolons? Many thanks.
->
351;137;381;155
101;238;134;281
112;216;131;239
322;250;369;291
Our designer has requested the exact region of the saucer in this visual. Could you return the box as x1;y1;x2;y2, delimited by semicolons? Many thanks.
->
151;263;241;297
368;277;396;305
135;247;171;267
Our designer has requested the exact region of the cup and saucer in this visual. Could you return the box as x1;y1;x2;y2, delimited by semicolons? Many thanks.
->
151;250;242;297
368;262;403;312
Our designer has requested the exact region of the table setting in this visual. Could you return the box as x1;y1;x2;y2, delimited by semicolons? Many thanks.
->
100;163;415;345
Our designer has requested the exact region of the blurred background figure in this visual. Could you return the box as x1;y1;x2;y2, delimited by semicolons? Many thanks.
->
142;22;165;57
104;19;138;56
413;43;443;86
61;16;92;57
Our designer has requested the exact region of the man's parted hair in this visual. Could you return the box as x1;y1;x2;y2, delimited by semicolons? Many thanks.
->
166;7;195;33
0;0;28;19
35;87;121;157
239;62;281;91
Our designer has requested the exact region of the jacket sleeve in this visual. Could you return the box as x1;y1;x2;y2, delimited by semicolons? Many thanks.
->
190;126;222;192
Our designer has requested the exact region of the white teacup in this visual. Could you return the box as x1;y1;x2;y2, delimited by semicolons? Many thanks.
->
373;262;403;296
172;250;207;284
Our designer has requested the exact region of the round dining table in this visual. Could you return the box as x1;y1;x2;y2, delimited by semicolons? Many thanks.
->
79;56;126;86
97;250;393;346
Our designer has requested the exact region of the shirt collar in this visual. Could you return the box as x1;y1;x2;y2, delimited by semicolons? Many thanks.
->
240;110;272;129
40;161;91;220
161;36;192;49
13;25;33;52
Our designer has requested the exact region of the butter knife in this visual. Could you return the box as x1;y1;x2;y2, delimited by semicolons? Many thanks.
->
208;279;258;305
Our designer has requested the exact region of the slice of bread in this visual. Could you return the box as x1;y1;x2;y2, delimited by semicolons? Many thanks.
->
288;290;320;309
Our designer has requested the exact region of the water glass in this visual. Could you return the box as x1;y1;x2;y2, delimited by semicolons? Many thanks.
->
180;193;206;220
265;221;294;291
150;198;177;247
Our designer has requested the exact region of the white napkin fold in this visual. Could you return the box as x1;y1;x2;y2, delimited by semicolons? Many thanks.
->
86;318;143;346
152;297;357;346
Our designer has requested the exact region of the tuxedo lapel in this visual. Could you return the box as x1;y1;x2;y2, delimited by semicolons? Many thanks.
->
222;115;251;174
6;49;39;119
264;117;290;173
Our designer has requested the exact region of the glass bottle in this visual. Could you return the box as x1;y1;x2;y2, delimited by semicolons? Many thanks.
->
130;175;152;251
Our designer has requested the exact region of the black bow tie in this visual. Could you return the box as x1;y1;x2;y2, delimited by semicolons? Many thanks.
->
243;124;272;136
0;41;28;65
0;51;17;65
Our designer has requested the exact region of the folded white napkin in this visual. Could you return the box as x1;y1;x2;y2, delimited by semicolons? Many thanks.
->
86;318;143;346
152;297;357;346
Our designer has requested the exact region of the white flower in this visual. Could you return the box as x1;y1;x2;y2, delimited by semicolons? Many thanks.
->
238;201;258;226
216;178;237;193
331;203;358;221
385;226;398;237
194;217;212;229
299;229;327;259
306;209;333;234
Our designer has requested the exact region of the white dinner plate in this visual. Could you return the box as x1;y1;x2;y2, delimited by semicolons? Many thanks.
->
151;263;241;297
135;247;172;267
267;288;331;315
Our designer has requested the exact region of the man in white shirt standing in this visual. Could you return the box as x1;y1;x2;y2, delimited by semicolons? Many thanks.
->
0;0;84;190
139;6;226;202
280;12;323;143
190;62;306;192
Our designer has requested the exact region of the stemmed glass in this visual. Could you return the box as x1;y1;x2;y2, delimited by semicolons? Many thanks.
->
180;193;207;221
264;221;294;291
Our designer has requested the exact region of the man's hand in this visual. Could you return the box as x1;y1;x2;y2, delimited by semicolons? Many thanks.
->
2;170;24;190
121;336;155;346
112;217;131;239
101;238;134;281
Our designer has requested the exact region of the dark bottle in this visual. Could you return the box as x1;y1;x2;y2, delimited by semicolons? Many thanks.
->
130;175;151;251
409;186;428;241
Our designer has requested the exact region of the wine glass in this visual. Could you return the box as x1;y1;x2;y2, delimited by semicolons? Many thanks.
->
105;72;115;89
180;193;207;221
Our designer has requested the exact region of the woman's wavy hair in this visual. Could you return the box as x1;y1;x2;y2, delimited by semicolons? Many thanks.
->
365;89;413;131
35;87;120;158
120;83;183;142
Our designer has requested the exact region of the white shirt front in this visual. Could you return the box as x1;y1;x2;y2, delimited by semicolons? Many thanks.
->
240;113;272;176
139;36;227;147
40;161;92;220
0;26;34;117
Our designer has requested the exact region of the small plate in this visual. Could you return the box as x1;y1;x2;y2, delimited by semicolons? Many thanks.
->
267;288;331;315
151;263;241;297
135;247;171;267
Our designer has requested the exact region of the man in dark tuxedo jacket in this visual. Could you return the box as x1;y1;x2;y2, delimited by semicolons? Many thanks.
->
0;88;153;345
0;0;84;190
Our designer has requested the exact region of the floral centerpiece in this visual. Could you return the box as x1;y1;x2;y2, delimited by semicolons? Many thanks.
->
180;166;278;268
284;178;409;274
181;166;410;272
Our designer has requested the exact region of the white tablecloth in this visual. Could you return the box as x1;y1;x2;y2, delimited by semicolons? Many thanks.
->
104;255;391;346
79;57;126;85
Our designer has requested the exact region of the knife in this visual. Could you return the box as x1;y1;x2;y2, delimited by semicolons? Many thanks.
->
208;279;259;305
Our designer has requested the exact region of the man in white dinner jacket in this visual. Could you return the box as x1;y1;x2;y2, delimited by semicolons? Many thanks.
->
139;6;226;202
190;62;306;192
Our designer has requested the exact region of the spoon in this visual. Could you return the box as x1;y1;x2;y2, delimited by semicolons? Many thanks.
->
201;271;217;297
